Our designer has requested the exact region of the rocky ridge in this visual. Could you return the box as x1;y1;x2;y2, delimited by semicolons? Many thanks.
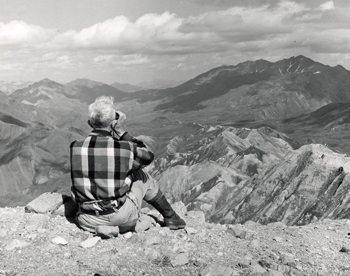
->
1;200;350;276
148;125;350;226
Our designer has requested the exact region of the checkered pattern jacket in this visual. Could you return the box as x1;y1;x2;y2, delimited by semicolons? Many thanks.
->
70;130;154;203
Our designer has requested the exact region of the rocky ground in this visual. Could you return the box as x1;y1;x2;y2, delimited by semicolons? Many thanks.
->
1;204;350;276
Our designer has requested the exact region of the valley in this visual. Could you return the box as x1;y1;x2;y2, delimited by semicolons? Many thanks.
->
1;55;350;227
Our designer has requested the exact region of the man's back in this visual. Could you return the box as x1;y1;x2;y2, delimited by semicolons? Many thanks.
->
70;133;136;203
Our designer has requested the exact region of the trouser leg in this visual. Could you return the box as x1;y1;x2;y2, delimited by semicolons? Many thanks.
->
143;177;186;230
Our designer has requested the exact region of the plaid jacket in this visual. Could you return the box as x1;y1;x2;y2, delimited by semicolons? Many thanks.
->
70;130;154;204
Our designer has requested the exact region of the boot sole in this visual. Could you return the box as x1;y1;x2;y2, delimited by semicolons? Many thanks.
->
167;224;186;230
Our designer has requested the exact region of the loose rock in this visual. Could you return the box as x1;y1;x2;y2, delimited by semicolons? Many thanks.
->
79;236;101;248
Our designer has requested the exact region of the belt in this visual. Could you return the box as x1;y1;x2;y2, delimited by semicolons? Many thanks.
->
79;196;127;216
79;208;116;216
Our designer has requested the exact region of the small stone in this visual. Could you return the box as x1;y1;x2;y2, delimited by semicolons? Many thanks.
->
193;257;206;267
266;269;284;276
158;228;171;236
279;252;296;267
135;215;156;233
52;236;68;245
123;232;133;239
251;264;266;274
145;236;161;245
79;236;101;248
95;225;119;238
249;239;260;249
185;227;197;235
5;239;30;251
276;264;291;274
26;233;37;240
171;252;189;267
0;229;7;237
238;260;250;269
273;236;283;242
200;264;235;276
227;227;247;239
186;210;206;223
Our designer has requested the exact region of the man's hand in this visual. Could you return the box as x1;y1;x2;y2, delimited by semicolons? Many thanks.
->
111;111;127;137
115;111;126;126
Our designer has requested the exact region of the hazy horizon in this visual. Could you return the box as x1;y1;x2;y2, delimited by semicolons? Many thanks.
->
1;0;349;85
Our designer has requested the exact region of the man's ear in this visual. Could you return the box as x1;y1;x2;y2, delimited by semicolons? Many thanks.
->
87;120;93;128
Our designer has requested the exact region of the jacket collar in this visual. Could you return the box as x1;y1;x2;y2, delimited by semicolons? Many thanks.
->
89;129;112;137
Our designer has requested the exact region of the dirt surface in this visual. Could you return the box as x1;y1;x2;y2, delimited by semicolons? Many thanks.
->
1;206;350;276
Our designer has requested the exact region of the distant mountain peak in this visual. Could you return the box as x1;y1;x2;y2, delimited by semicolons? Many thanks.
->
0;80;33;95
33;78;63;87
151;54;350;116
65;78;105;88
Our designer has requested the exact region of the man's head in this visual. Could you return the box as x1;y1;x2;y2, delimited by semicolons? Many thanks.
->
88;96;116;129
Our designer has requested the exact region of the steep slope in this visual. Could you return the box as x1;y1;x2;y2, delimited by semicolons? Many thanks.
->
267;102;350;156
151;126;295;222
283;103;350;129
11;78;65;106
0;123;82;198
146;121;350;226
122;55;350;124
0;90;90;203
149;125;293;176
176;143;350;226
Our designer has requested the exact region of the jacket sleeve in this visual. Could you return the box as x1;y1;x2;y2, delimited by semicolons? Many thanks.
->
133;147;155;169
119;132;154;168
120;132;154;183
120;132;147;148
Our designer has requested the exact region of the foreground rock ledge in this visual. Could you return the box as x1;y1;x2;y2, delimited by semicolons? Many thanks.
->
1;206;350;276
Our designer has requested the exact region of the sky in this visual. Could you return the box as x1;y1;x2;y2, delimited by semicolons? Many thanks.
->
0;0;350;85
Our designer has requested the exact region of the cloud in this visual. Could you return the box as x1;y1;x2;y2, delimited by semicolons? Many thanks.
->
0;0;349;83
93;54;150;65
191;0;281;8
319;1;335;10
0;20;55;46
0;1;347;55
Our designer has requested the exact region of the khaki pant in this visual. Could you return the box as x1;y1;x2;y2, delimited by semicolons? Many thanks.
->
76;178;159;233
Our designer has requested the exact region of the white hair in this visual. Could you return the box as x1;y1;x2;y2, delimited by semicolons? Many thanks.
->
88;96;115;128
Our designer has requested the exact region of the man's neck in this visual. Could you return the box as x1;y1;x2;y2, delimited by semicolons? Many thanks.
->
94;127;110;132
91;128;112;136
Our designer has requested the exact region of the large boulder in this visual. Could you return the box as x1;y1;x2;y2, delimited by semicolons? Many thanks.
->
25;192;77;218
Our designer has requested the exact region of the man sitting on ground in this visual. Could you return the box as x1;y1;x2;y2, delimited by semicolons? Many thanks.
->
70;96;185;238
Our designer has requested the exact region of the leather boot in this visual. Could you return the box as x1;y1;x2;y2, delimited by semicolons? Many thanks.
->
146;191;186;230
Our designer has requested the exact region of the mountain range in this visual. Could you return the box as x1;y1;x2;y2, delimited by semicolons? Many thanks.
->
1;55;350;226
